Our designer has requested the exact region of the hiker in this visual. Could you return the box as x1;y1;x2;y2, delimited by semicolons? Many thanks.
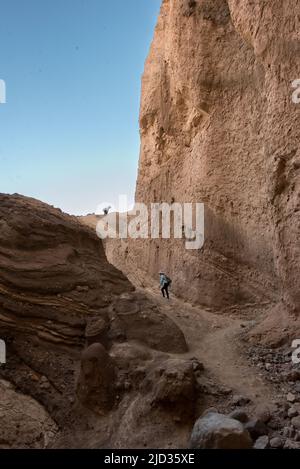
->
159;271;172;299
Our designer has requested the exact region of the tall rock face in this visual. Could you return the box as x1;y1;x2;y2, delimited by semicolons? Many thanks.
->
107;0;300;313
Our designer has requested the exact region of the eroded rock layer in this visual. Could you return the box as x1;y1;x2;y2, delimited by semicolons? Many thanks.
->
0;194;200;448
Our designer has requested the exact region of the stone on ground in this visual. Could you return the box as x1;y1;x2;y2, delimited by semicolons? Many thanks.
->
190;412;252;449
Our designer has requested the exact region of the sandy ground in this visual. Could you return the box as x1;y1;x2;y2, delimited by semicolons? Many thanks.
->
142;285;278;409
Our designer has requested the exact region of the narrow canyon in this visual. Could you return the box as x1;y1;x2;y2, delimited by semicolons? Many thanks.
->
1;0;300;449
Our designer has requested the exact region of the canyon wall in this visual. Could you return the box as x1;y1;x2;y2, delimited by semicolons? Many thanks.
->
107;0;300;313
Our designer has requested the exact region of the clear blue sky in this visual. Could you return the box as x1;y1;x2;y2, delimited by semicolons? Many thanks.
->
0;0;161;215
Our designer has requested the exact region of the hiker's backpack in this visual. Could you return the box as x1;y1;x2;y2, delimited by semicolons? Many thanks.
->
165;276;172;287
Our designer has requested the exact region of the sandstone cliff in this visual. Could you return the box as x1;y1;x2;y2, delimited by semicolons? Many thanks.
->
106;0;300;321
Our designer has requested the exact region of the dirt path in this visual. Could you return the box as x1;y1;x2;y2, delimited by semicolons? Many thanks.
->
142;286;277;408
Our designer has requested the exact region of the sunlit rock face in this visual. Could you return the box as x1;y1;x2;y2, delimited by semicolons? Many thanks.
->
106;0;300;315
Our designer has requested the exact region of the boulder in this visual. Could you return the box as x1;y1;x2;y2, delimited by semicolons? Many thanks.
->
190;412;252;449
150;359;196;417
77;343;116;414
295;382;300;393
85;317;109;347
283;426;295;438
287;393;296;403
253;435;269;449
287;407;298;418
270;437;284;449
291;416;300;430
111;300;188;354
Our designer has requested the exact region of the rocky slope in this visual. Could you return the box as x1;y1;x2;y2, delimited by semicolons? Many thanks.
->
0;193;201;448
106;0;300;330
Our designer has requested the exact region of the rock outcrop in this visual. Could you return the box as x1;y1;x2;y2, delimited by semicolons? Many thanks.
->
105;0;300;321
77;343;116;415
0;194;195;448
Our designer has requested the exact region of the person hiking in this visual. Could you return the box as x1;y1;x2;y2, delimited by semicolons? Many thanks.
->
159;271;172;299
